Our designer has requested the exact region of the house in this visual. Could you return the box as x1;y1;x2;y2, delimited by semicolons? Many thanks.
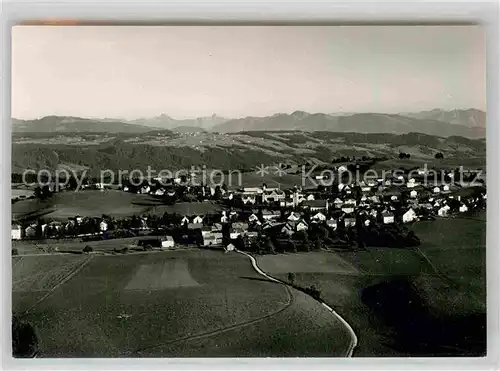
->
225;243;235;252
302;199;328;212
403;208;417;223
333;198;343;208
203;232;223;246
382;212;395;224
192;215;204;224
181;216;190;225
433;186;441;194
99;220;108;232
248;213;260;223
246;231;259;240
242;193;257;205
306;194;315;201
262;210;281;221
442;184;451;192
459;204;469;213
161;236;175;248
410;189;418;198
281;222;296;237
361;185;372;192
296;220;309;232
391;195;398;201
438;205;451;217
311;212;327;222
287;212;302;222
155;188;165;196
11;223;22;240
201;226;213;237
262;189;286;204
344;216;356;227
326;218;338;230
341;204;355;214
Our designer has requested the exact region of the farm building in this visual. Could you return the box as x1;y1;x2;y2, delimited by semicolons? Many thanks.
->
311;212;327;222
302;199;328;212
403;208;417;223
161;236;175;248
382;212;395;224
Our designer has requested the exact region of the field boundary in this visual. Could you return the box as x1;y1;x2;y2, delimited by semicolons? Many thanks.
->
236;249;358;358
23;255;94;315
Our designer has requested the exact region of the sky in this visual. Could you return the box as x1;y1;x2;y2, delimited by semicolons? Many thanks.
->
12;25;485;120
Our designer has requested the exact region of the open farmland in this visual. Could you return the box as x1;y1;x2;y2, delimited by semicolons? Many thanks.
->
12;250;352;357
257;213;486;357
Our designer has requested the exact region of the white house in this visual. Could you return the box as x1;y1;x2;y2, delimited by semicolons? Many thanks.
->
11;223;22;240
155;188;165;196
438;205;451;217
161;236;175;248
225;243;235;252
181;216;190;225
382;212;395;224
433;186;441;194
193;215;204;224
99;220;108;232
311;212;327;222
326;218;338;230
306;194;315;201
242;193;257;205
342;204;355;214
459;204;469;213
364;219;371;227
296;220;309;232
262;210;281;220
391;195;398;201
442;184;450;192
287;212;301;222
403;208;417;223
410;190;418;198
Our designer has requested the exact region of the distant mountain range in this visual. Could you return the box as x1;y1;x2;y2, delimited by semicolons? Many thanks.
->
210;109;485;138
12;109;485;138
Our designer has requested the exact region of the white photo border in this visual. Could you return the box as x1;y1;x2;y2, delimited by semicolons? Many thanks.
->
1;1;499;370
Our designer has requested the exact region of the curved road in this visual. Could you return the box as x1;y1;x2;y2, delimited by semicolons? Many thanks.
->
236;250;358;357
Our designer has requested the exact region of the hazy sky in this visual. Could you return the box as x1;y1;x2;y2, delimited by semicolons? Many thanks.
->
12;25;485;119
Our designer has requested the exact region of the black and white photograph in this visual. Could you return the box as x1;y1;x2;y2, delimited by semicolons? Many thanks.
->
10;25;487;358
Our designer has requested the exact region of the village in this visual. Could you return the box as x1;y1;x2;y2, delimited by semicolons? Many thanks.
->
11;165;487;254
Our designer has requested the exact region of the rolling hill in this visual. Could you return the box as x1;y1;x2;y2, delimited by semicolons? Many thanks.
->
12;116;156;134
11;131;486;176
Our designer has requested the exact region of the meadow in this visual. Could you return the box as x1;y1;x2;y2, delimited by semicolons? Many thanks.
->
12;249;351;357
257;213;486;356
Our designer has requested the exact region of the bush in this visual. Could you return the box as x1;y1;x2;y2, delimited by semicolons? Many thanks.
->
82;245;93;253
12;315;38;358
12;248;18;256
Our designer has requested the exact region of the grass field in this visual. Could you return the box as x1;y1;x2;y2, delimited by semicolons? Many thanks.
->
12;249;351;357
12;190;222;221
257;213;486;356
